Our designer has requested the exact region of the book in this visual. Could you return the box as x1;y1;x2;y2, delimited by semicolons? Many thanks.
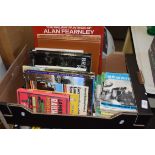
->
64;85;89;115
32;26;104;74
34;65;87;72
17;88;70;114
45;96;51;114
99;72;137;113
22;66;95;115
22;65;93;74
43;90;80;115
32;96;37;113
68;93;79;115
30;49;92;72
34;47;84;53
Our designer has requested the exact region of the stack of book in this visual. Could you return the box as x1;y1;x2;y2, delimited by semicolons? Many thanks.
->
17;48;95;116
16;26;137;118
17;26;105;116
94;72;137;118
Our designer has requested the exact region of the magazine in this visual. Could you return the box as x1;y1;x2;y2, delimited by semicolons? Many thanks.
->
99;72;137;113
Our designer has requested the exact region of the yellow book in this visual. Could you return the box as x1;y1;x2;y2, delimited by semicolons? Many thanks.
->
69;93;79;115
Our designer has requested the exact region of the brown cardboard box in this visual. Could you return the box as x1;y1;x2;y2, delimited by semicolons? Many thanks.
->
0;26;33;68
0;45;29;103
0;44;153;128
0;30;153;128
103;52;127;73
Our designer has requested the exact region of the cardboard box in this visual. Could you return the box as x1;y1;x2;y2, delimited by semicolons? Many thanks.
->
0;26;34;68
0;44;153;128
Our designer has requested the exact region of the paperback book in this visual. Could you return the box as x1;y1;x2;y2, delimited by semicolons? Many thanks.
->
94;72;137;118
17;88;70;115
99;72;137;113
64;85;89;115
22;66;95;115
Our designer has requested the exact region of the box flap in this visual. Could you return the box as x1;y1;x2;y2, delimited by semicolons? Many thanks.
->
103;52;127;73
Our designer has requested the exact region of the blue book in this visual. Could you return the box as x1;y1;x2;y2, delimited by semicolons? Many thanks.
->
100;72;137;112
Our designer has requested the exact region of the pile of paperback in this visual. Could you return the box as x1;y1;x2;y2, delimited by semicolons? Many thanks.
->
17;47;95;116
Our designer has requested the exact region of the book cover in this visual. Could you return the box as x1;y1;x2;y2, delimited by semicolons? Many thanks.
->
37;96;45;113
34;89;70;114
43;91;79;115
68;93;79;115
64;85;88;115
36;81;63;92
99;72;137;112
17;90;30;109
32;26;104;74
30;50;92;72
17;88;70;114
50;98;68;114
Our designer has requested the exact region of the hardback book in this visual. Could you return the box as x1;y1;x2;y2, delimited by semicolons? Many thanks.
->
30;49;92;72
32;26;104;74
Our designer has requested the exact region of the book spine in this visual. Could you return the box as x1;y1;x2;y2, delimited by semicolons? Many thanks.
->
51;98;59;114
46;97;51;113
69;94;79;115
32;96;37;113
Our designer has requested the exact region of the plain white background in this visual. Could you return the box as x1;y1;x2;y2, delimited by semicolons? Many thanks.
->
0;0;155;155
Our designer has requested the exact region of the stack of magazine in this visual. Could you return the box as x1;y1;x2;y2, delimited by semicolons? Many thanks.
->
17;48;95;116
94;72;137;118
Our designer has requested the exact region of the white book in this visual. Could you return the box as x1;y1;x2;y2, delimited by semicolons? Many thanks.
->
65;84;89;115
34;47;84;53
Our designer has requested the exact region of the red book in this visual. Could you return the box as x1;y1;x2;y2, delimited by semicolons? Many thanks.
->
32;26;104;74
45;97;51;114
17;88;70;114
